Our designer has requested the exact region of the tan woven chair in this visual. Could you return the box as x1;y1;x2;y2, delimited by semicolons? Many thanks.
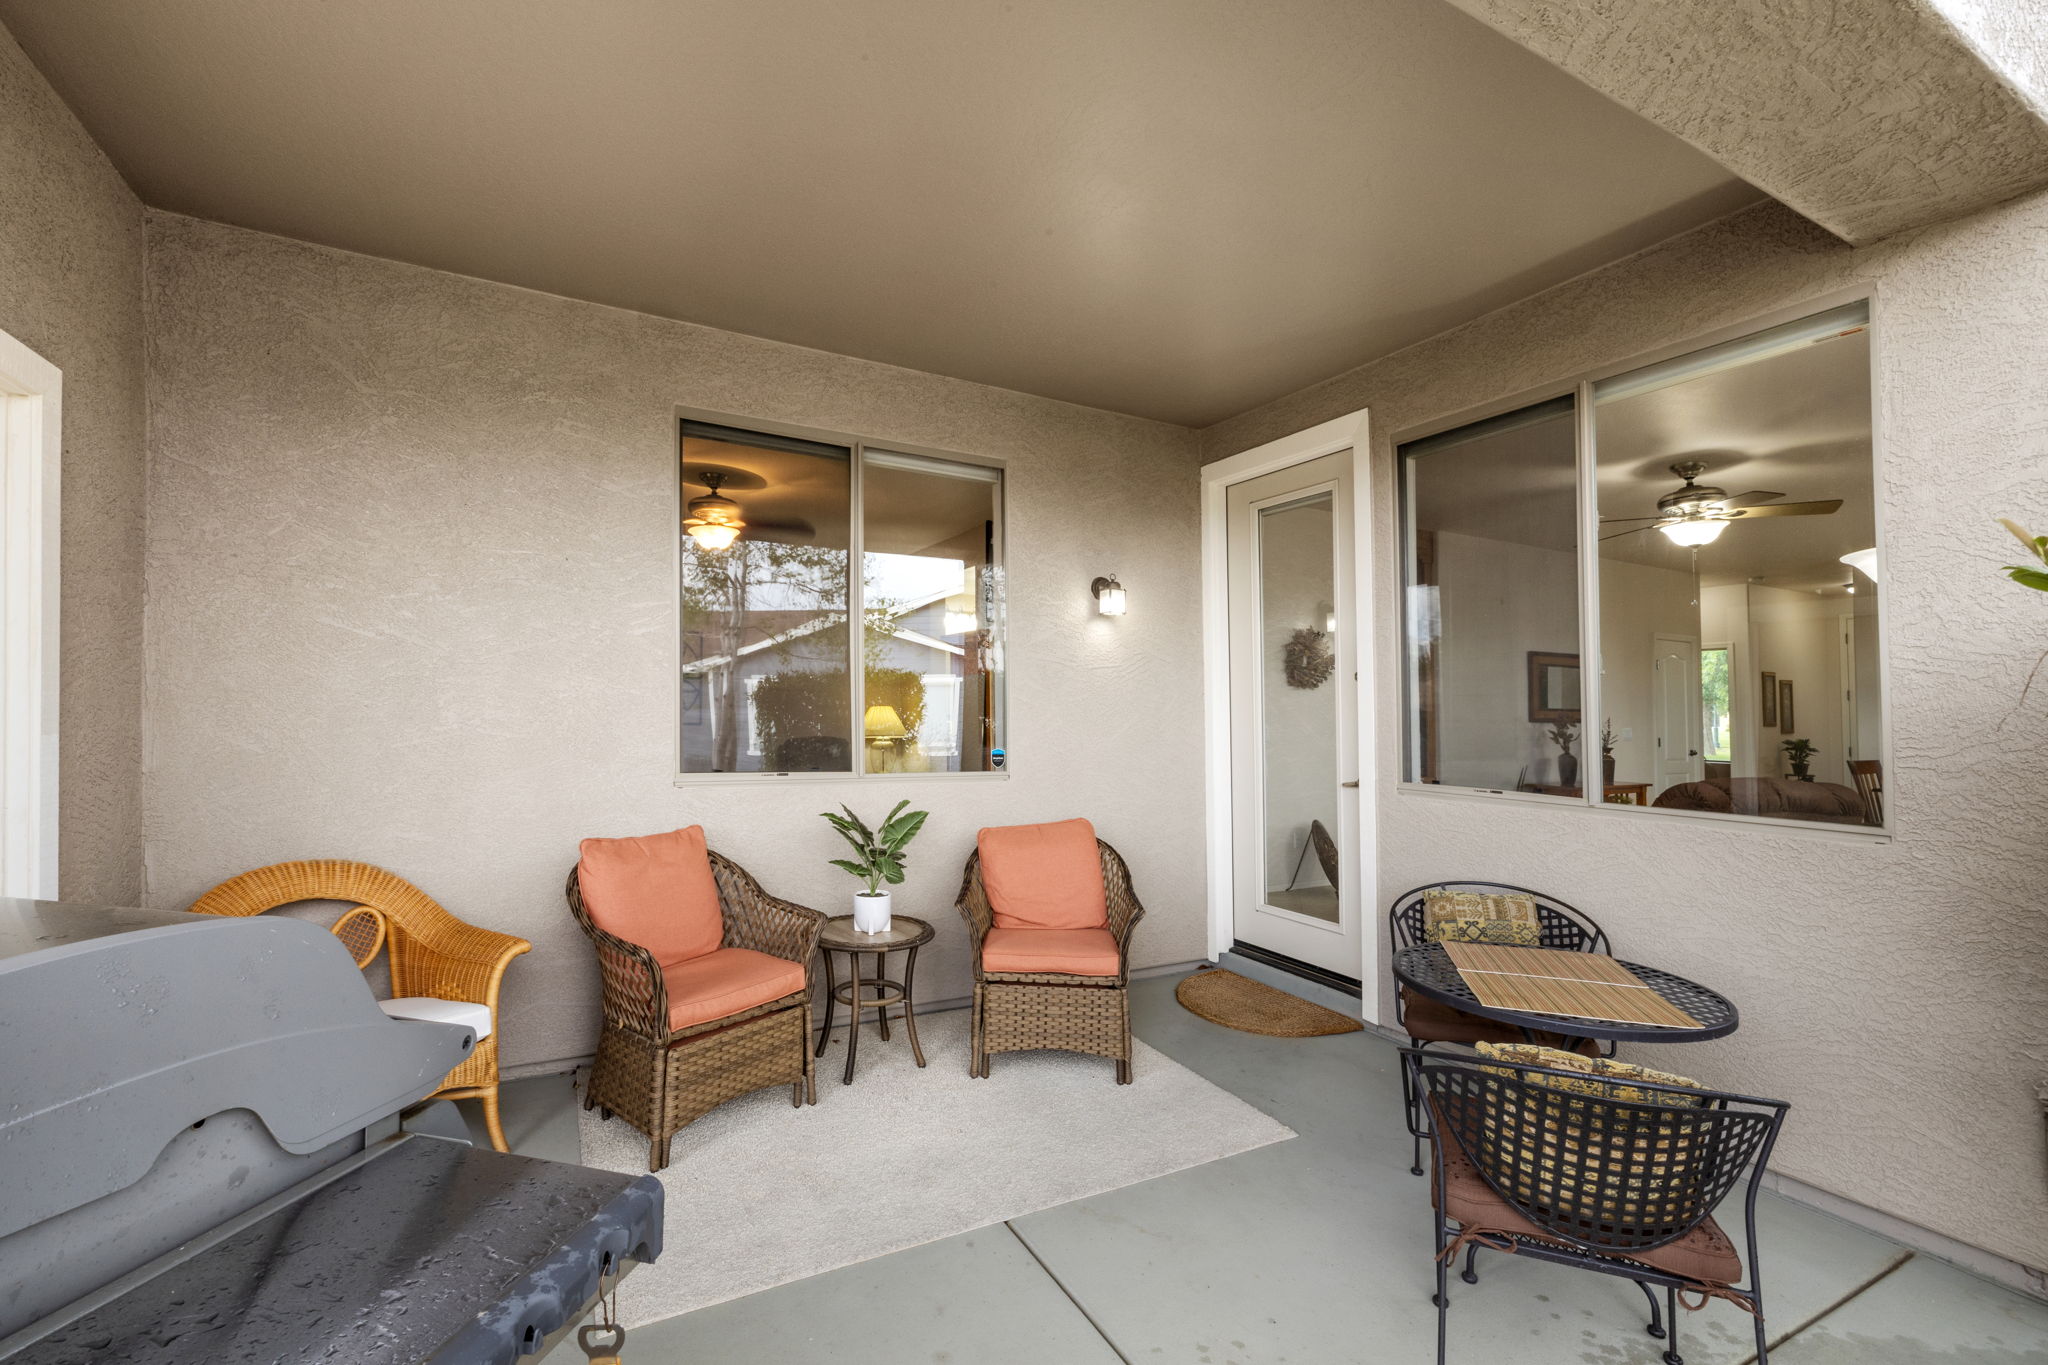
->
188;860;532;1151
566;850;823;1172
956;837;1145;1083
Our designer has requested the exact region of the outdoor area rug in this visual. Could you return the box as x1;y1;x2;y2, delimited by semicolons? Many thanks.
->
1174;967;1364;1037
577;1006;1294;1326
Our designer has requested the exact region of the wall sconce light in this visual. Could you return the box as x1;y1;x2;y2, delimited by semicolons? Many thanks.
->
1090;575;1127;616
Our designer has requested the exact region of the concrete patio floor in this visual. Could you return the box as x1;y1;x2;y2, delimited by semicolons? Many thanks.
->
464;972;2048;1365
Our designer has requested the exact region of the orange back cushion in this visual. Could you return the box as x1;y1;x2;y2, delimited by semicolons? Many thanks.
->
978;819;1109;930
577;825;725;966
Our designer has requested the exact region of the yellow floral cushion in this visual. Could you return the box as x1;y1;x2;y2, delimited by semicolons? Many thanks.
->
1474;1042;1706;1107
1469;1043;1711;1224
1422;889;1541;946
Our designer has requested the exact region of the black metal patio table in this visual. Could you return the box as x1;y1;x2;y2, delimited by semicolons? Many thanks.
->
1391;943;1739;1045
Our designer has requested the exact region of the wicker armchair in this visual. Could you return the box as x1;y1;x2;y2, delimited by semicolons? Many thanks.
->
566;850;824;1172
956;838;1145;1083
1408;1047;1788;1365
188;860;531;1151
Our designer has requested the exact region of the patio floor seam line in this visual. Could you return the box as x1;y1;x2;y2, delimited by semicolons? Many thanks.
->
1002;1220;1134;1365
1744;1248;1915;1364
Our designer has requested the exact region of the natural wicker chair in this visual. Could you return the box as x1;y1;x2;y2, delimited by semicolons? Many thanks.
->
956;833;1145;1083
189;860;531;1151
1390;881;1609;1176
566;847;823;1172
1408;1047;1788;1365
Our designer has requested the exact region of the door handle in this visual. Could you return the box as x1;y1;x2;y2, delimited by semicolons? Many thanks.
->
1341;780;1359;788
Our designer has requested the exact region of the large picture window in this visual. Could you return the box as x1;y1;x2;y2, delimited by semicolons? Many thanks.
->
1400;301;1883;830
679;419;1004;777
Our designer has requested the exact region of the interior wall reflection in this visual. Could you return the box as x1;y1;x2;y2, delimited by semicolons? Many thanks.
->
1593;302;1880;826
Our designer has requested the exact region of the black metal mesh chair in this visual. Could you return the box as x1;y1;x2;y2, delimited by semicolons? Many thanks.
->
1407;1047;1788;1365
1390;882;1610;1176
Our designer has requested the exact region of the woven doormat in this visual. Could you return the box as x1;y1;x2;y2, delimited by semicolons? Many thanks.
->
1175;968;1363;1037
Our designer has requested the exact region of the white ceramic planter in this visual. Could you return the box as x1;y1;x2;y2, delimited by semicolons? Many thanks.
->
853;890;892;934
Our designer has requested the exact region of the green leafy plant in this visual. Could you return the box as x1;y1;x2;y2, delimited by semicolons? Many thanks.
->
1546;720;1578;755
2001;518;2048;593
1780;737;1817;780
821;800;929;896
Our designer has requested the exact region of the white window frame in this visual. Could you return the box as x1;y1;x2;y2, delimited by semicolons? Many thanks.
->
1392;290;1890;840
672;409;1007;784
0;326;61;897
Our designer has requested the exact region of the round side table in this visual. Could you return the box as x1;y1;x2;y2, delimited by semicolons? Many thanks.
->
815;915;934;1085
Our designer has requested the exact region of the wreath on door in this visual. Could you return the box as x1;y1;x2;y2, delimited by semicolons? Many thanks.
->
1283;627;1334;689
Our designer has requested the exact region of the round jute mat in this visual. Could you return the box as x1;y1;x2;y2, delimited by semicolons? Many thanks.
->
1174;968;1364;1037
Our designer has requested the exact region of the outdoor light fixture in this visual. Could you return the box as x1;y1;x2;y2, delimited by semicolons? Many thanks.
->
682;471;747;551
1091;575;1127;616
1839;547;1878;579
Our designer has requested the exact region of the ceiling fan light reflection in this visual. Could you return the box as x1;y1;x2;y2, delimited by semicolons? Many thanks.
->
686;521;742;551
1659;517;1727;546
1839;547;1878;578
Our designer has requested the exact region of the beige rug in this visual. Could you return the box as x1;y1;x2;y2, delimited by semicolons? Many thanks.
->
577;1007;1294;1326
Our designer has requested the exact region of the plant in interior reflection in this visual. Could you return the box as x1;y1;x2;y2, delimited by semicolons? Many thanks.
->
1780;737;1817;781
1547;719;1580;788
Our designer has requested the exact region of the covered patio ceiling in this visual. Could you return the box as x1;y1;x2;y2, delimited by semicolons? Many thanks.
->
0;0;1760;426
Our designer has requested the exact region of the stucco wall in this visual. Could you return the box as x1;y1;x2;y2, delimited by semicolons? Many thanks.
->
0;30;144;903
141;211;1206;1073
1201;196;2048;1268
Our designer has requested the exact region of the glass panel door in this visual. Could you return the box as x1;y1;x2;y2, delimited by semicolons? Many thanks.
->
1258;493;1340;923
1227;450;1362;981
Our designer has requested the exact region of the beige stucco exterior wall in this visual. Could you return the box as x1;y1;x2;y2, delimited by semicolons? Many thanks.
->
1201;196;2048;1269
141;211;1207;1074
0;30;145;903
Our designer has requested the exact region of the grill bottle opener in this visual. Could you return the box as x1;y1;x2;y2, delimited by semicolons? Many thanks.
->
579;1323;625;1364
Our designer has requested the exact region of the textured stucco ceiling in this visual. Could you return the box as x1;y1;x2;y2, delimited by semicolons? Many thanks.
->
0;0;1759;425
1442;0;2048;246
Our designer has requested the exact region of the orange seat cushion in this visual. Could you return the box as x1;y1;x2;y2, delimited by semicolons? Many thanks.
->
662;947;807;1031
577;825;725;967
982;926;1120;976
978;819;1109;930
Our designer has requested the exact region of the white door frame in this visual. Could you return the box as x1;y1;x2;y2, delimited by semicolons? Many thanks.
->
0;326;61;900
1201;408;1375;1017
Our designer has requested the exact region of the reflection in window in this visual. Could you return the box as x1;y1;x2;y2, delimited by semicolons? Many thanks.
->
678;421;1004;777
1400;396;1581;797
860;452;1003;774
680;423;852;773
1594;302;1879;826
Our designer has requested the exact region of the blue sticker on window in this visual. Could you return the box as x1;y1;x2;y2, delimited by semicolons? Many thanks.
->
990;748;1006;769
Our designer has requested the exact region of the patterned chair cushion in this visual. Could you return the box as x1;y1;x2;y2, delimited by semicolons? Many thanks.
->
1421;889;1541;946
1474;1041;1706;1107
1465;1046;1714;1226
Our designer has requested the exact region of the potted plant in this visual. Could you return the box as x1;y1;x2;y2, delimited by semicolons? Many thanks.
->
1548;720;1580;788
1599;718;1618;787
821;800;929;933
1780;737;1817;781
